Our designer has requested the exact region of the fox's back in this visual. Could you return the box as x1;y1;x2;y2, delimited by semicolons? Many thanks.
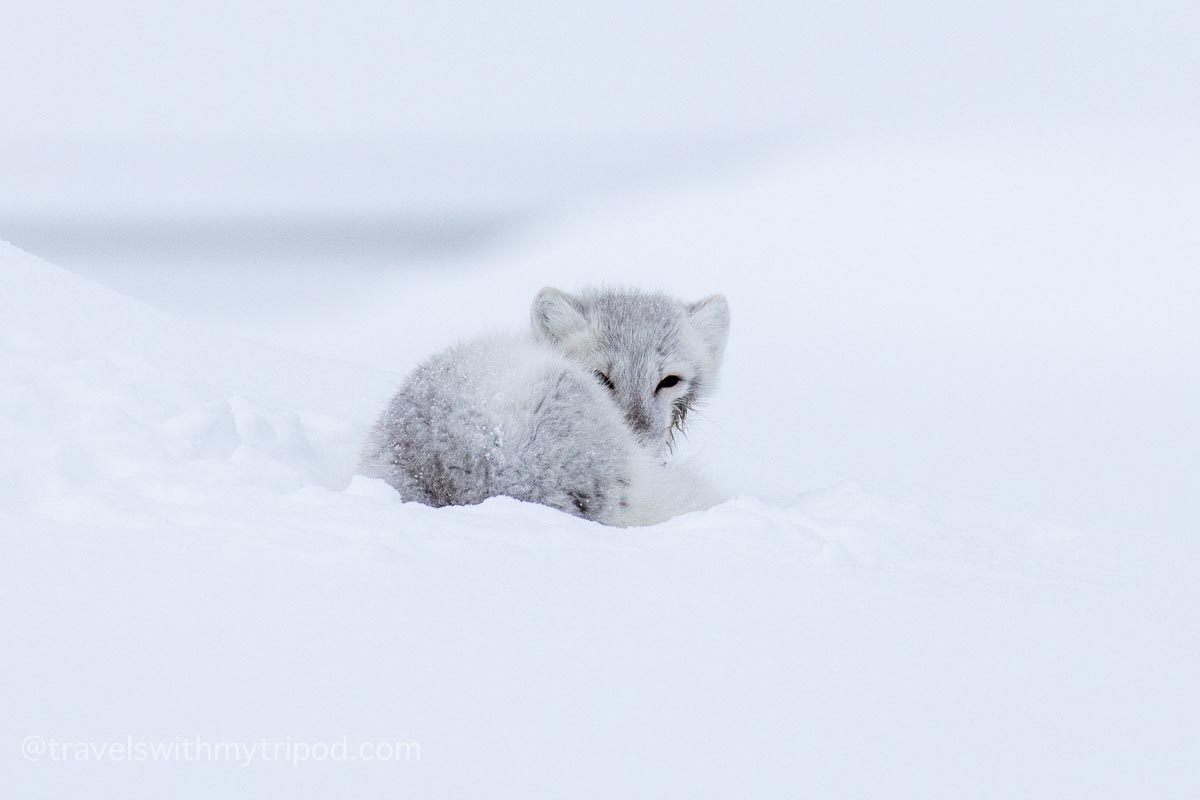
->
361;336;639;521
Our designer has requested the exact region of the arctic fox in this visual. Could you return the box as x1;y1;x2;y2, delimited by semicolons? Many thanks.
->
360;287;730;526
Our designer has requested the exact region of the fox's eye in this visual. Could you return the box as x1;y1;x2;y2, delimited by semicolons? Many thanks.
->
594;371;615;391
656;375;682;392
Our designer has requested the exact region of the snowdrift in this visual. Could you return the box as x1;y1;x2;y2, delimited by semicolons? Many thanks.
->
4;125;1198;798
208;124;1199;536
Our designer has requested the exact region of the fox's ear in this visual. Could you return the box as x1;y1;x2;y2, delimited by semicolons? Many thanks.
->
687;294;730;363
532;287;588;343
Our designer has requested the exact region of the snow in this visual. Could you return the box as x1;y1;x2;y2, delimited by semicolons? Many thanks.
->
4;124;1199;797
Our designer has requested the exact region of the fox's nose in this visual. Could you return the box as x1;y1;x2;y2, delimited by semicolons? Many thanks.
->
623;403;653;436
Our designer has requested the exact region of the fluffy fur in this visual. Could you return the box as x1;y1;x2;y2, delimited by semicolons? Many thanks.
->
360;287;730;526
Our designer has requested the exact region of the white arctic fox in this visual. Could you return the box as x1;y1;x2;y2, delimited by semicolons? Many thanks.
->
360;287;730;526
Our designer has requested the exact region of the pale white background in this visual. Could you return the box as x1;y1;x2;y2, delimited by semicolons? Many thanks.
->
3;3;1198;797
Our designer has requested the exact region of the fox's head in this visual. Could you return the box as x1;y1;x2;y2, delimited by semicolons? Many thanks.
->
531;286;730;454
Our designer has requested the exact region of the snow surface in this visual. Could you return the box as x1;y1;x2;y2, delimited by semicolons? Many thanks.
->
4;127;1199;797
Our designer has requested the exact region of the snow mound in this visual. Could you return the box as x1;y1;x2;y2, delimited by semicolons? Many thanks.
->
0;240;395;514
3;176;1196;799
